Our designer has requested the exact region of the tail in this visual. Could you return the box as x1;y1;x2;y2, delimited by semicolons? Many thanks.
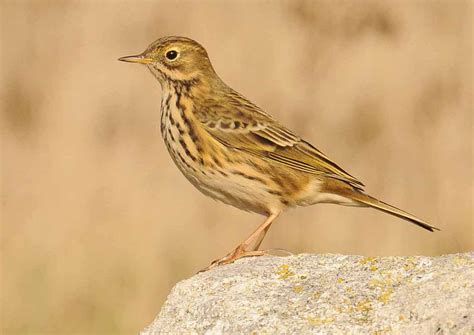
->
350;192;439;232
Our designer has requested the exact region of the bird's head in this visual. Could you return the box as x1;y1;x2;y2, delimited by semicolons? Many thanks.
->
119;36;217;86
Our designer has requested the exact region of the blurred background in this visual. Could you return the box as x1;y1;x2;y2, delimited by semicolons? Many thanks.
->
1;0;472;334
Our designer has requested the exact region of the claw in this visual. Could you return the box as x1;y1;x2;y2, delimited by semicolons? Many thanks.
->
198;212;281;273
198;246;265;272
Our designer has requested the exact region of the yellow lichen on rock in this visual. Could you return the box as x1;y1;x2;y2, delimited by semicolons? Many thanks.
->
378;288;394;304
276;264;294;280
293;284;304;294
307;316;335;326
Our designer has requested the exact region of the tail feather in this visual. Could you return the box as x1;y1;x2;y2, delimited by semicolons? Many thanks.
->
350;193;439;232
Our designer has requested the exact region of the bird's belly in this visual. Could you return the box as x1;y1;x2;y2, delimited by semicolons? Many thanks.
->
191;170;284;215
163;136;284;215
163;137;280;213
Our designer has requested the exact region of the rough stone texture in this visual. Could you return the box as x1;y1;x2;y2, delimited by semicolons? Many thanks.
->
142;253;474;334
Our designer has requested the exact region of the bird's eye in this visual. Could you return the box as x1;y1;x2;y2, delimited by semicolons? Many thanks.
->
165;50;178;61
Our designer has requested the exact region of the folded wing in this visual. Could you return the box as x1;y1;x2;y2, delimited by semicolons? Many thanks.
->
195;89;364;190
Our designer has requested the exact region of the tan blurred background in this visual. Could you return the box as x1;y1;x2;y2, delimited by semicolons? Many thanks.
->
1;0;472;334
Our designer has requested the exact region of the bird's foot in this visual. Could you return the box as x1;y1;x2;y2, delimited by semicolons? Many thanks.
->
199;245;265;272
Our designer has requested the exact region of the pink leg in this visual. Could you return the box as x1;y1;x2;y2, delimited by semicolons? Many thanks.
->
252;224;273;251
200;212;280;272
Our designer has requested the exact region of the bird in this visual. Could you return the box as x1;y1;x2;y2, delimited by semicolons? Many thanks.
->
119;36;438;271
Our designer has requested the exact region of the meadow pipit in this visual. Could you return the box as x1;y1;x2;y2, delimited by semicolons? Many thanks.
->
119;36;438;271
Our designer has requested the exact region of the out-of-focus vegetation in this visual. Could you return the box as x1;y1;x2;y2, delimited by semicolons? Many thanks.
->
1;1;472;334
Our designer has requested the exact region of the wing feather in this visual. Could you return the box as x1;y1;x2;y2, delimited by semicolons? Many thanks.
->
195;90;364;189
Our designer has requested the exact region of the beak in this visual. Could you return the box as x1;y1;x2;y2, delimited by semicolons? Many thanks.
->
118;54;153;64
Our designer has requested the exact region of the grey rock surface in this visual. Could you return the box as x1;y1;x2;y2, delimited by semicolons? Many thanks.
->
142;253;474;334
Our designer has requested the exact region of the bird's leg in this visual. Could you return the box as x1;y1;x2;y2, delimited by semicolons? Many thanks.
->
200;212;280;272
252;224;272;251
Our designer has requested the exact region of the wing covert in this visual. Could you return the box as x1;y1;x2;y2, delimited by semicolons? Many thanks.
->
194;90;364;189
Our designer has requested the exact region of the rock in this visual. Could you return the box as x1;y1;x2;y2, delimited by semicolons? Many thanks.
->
141;253;474;334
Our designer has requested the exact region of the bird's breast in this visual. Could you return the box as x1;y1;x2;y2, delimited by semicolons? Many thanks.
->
160;90;205;176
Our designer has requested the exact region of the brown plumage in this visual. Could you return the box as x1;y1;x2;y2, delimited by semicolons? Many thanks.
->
119;36;438;271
